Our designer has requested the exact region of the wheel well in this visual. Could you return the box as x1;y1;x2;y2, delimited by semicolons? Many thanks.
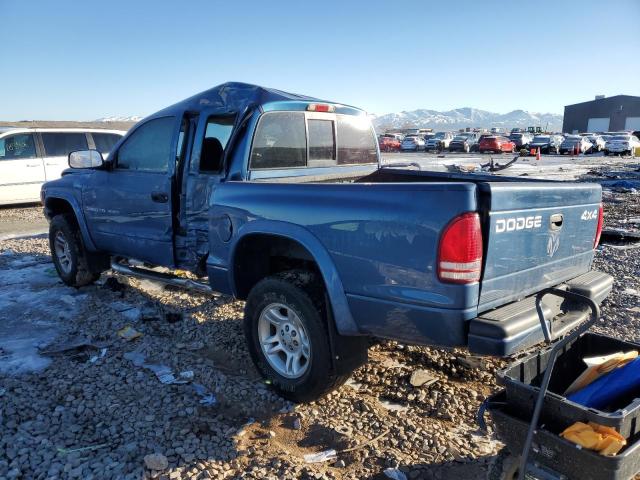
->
233;234;321;300
44;197;75;222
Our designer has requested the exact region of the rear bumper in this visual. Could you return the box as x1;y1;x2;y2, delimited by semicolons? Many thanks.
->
468;270;613;356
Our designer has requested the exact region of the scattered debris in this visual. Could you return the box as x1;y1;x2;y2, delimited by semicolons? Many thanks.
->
409;369;438;387
600;228;640;246
40;339;99;356
192;383;217;406
143;453;168;471
334;425;353;437
341;429;390;453
57;443;110;455
303;449;337;463
117;326;143;341
384;467;408;480
378;399;409;412
89;348;107;363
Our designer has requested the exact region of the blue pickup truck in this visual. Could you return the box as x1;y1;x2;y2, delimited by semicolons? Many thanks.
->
41;82;612;402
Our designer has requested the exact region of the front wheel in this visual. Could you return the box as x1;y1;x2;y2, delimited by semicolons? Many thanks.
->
244;271;353;402
49;214;103;287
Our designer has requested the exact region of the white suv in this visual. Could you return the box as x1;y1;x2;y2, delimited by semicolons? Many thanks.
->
0;127;125;205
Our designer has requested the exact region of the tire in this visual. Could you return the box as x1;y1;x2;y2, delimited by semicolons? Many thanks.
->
49;214;102;287
244;270;352;403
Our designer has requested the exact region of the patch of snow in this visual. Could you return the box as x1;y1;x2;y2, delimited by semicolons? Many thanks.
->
0;262;81;375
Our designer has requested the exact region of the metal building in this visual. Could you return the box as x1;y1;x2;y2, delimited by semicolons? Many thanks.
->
562;95;640;133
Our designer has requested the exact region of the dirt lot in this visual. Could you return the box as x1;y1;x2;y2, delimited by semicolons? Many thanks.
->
1;158;639;480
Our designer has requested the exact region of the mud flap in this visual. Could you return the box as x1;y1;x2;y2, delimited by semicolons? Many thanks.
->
324;292;368;376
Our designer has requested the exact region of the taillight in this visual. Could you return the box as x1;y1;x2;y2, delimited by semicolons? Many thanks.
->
438;212;483;284
594;204;604;248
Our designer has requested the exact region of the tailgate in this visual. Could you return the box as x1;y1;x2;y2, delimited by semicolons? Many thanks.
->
477;182;601;311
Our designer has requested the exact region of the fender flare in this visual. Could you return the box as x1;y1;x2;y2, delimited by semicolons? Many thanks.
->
229;220;360;335
44;191;97;252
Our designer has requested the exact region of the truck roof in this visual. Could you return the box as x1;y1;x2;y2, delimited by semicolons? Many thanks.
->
148;82;362;120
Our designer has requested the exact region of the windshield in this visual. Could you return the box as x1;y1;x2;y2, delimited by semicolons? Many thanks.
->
532;136;550;142
510;133;523;139
452;136;467;141
611;136;630;141
434;132;446;139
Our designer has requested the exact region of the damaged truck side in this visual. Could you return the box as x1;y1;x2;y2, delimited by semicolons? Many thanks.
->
41;83;612;402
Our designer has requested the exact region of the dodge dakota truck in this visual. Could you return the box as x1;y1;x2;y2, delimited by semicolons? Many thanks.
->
41;82;612;402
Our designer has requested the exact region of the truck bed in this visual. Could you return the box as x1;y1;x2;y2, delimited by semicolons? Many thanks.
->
209;167;603;352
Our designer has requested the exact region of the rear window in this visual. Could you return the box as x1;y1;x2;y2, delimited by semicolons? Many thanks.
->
250;112;377;169
42;132;88;157
92;133;121;153
250;112;306;169
336;115;377;165
308;119;335;163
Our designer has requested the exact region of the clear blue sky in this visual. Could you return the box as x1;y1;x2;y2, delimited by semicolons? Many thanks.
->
1;0;639;120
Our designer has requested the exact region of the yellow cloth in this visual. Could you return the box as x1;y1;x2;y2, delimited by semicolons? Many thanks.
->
560;422;626;456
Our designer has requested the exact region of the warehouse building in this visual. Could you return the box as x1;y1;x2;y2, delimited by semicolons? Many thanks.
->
562;95;640;133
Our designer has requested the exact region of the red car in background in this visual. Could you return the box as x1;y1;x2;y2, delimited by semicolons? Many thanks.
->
378;135;401;152
478;135;515;153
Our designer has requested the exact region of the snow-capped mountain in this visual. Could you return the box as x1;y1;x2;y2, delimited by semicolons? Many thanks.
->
371;107;562;132
95;116;142;123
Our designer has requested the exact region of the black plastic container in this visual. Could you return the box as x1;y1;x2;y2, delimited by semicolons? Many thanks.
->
497;333;640;437
489;392;640;480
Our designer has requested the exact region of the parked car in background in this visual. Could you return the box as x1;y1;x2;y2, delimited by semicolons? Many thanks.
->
587;135;606;152
425;131;454;151
379;135;401;152
605;134;640;156
478;135;515;153
449;132;480;152
0;127;125;205
400;135;425;151
559;136;593;154
529;134;563;154
509;132;534;150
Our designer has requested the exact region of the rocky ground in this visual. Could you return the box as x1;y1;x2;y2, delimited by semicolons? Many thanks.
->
0;163;639;480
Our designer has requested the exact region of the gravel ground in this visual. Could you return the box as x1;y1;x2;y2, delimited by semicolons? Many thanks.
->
0;163;639;480
0;205;43;223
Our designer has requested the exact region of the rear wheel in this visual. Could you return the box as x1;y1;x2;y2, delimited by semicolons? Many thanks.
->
49;214;103;287
244;271;356;402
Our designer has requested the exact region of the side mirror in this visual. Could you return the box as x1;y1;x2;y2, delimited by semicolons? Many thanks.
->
68;149;104;169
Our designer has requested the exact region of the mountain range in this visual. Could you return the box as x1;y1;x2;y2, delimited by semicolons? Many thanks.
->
371;107;563;132
95;116;143;123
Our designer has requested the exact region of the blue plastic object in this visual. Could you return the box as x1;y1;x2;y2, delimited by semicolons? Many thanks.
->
568;357;640;409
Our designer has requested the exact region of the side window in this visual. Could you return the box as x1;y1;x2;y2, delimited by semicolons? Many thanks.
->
42;133;87;157
200;116;234;173
308;119;335;165
117;117;175;172
0;134;37;160
250;112;306;169
92;133;121;154
336;115;377;165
